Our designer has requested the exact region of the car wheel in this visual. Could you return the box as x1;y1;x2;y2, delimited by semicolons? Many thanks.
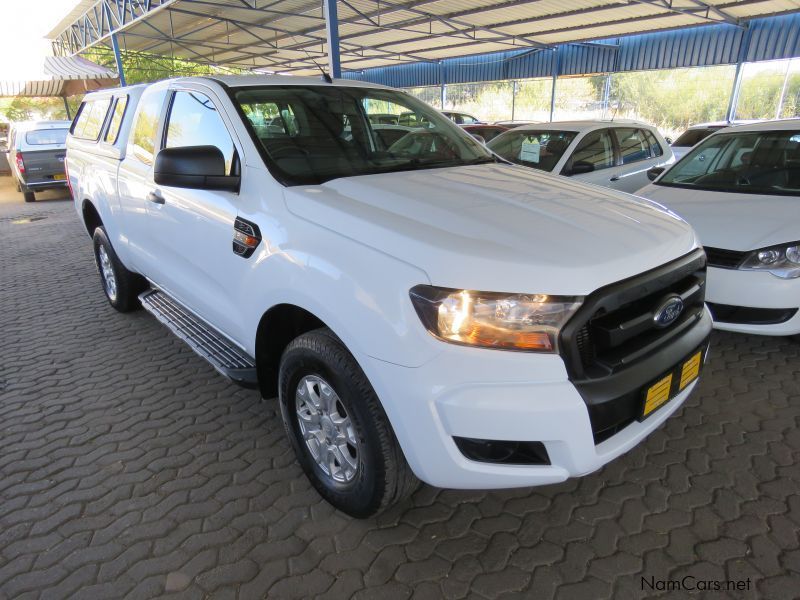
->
278;328;419;518
92;227;146;312
23;190;35;202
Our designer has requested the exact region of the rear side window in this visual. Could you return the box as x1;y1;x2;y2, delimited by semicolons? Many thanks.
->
71;98;112;141
644;130;663;157
130;89;168;166
25;129;68;145
104;96;129;144
615;128;651;165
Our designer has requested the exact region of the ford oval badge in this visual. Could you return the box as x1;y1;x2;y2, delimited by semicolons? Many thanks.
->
653;296;684;328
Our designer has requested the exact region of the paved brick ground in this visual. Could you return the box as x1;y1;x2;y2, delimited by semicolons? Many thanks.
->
1;177;798;599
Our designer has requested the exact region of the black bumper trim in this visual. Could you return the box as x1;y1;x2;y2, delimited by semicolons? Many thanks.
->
707;303;798;325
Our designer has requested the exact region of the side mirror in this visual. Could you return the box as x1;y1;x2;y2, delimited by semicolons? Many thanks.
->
154;145;240;192
664;137;673;145
469;133;486;145
647;166;666;181
567;161;594;176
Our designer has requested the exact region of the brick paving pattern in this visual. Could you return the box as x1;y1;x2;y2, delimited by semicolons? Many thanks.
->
0;183;798;599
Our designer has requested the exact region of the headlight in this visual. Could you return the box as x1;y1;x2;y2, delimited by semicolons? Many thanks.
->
409;285;582;352
739;242;800;279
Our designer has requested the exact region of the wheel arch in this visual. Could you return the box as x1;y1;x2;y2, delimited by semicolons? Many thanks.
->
81;199;103;237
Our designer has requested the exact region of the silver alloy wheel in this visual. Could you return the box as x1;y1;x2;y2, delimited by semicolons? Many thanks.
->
295;374;360;483
98;245;117;302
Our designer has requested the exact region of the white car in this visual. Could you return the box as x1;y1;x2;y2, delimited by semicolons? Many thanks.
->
67;75;711;517
670;121;759;161
636;120;800;336
487;120;674;194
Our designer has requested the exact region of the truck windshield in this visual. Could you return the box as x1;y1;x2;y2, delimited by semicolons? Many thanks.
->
232;85;494;185
657;130;800;196
487;130;578;172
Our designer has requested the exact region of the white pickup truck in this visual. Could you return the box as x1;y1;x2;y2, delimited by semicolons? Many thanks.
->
67;75;712;517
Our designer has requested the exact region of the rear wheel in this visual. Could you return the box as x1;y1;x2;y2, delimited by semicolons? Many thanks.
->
278;328;418;518
92;227;146;312
23;190;35;203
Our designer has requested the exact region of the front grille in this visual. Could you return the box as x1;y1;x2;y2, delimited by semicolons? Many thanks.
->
561;249;707;380
704;246;747;269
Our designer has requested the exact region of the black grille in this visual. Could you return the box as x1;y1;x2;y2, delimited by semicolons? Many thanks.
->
561;249;707;380
707;303;798;325
704;246;747;269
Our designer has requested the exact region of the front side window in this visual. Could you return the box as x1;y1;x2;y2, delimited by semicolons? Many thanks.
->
234;86;492;185
25;128;68;145
657;130;800;196
487;130;577;172
568;129;614;172
165;90;235;175
130;89;168;166
615;128;651;165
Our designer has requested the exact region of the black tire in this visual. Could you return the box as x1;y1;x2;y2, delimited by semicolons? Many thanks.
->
92;227;146;312
278;328;419;518
23;190;35;203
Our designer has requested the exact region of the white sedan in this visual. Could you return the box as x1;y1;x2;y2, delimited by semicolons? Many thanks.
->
487;119;674;194
636;119;800;336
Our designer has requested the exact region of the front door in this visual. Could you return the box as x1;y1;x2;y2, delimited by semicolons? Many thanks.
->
567;128;619;187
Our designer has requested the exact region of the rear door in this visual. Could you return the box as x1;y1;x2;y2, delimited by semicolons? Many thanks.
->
610;127;658;193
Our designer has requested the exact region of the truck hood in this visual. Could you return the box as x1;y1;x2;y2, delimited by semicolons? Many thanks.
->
636;183;799;251
284;164;698;295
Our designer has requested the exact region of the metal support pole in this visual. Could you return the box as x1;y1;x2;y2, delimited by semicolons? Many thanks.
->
441;84;447;109
511;80;517;121
110;32;126;87
549;50;560;122
62;96;71;120
602;73;612;118
323;0;341;79
726;24;751;122
776;59;792;119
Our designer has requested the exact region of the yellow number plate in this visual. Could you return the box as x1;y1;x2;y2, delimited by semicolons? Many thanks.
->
642;350;703;418
53;173;66;180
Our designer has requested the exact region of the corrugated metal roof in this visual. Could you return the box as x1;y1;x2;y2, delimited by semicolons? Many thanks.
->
47;0;800;76
0;56;118;97
348;13;800;87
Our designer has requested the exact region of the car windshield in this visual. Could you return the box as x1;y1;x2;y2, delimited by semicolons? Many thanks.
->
25;128;69;145
233;86;493;185
672;128;718;148
657;130;800;196
487;130;578;172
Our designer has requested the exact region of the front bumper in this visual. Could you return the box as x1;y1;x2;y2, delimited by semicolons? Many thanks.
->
706;267;800;335
360;307;711;489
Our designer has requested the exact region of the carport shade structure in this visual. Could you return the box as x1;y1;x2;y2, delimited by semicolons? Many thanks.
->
46;0;800;78
0;56;119;118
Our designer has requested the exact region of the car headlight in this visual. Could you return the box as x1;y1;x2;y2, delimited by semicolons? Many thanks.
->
739;242;800;279
409;285;582;352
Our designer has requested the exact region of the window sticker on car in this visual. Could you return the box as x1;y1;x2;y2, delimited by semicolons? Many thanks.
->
520;140;541;163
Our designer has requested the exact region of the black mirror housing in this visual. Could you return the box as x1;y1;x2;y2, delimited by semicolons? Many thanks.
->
154;145;240;192
647;166;666;181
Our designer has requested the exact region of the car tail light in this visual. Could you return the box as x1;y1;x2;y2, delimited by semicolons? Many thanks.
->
64;156;74;199
15;151;25;173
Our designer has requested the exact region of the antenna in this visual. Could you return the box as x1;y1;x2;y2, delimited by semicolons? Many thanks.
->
299;47;333;82
609;101;619;122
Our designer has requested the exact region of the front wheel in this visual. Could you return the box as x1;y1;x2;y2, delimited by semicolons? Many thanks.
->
278;328;419;518
92;227;146;312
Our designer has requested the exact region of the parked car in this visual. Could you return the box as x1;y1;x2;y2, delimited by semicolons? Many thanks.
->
670;121;759;160
368;113;399;125
494;120;537;127
441;111;483;124
487;120;674;194
636;120;800;336
7;120;71;202
461;123;508;143
68;75;711;517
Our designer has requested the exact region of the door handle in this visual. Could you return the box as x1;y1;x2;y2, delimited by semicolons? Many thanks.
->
609;175;620;182
147;190;165;204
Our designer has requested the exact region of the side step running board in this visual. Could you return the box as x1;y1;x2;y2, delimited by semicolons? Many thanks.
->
139;289;258;388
